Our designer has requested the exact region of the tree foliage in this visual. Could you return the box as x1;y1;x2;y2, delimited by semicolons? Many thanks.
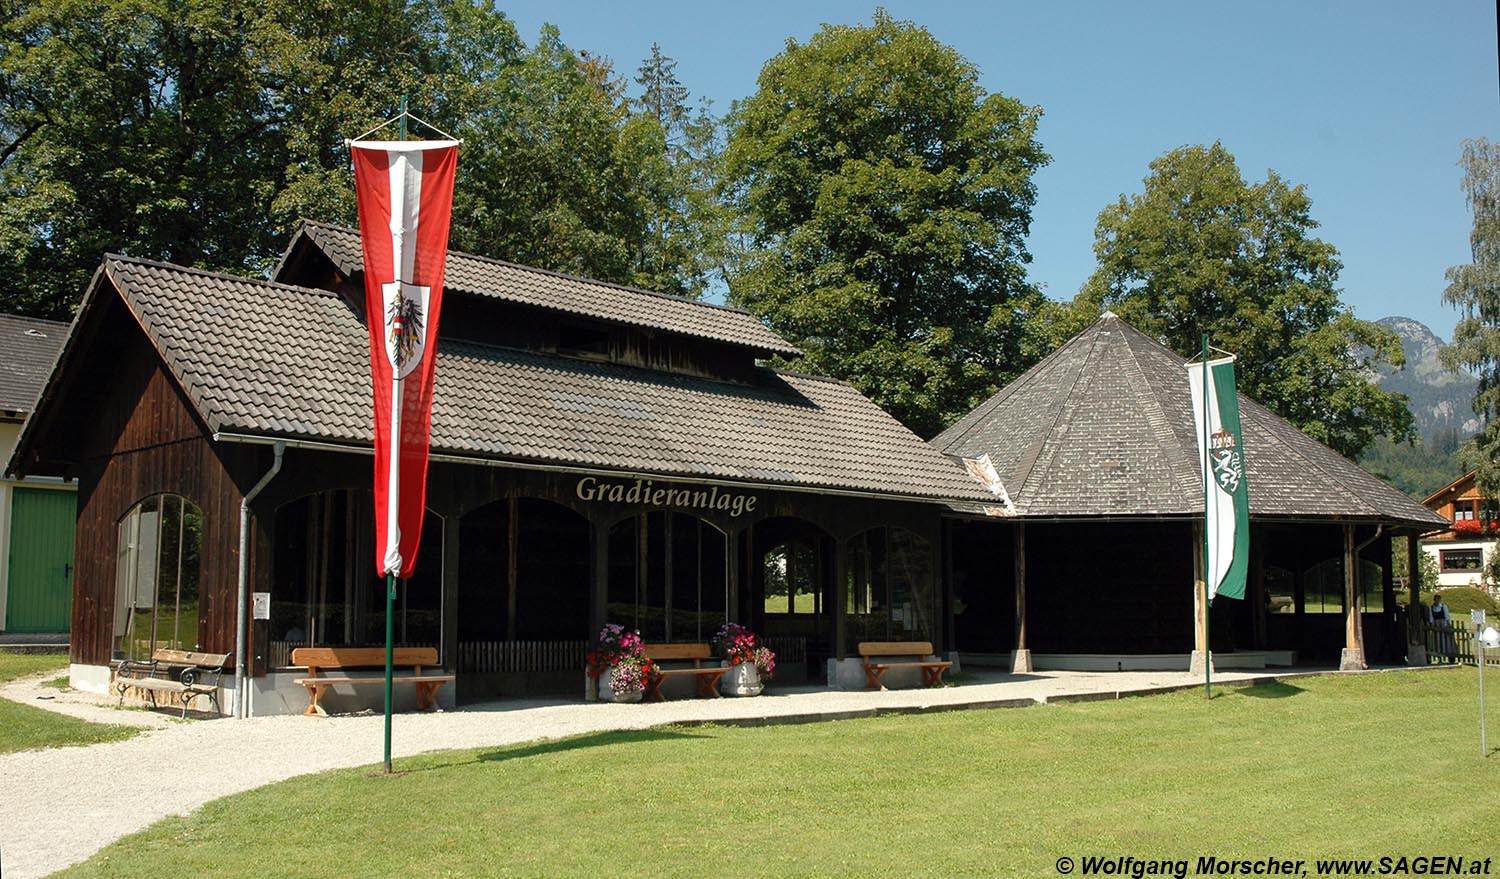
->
0;1;713;318
1442;137;1500;497
1072;142;1412;459
721;10;1050;438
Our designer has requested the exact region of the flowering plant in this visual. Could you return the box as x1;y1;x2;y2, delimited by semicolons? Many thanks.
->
1452;518;1492;536
586;624;654;695
711;623;776;679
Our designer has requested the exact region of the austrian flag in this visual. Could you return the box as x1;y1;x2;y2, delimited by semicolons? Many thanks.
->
351;139;459;578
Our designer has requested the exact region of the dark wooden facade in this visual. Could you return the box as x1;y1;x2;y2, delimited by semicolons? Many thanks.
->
40;294;265;667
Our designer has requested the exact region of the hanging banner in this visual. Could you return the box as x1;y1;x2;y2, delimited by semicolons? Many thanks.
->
1187;354;1249;601
351;139;459;578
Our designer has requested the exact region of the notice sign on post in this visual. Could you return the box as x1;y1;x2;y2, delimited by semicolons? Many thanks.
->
252;592;271;621
1473;609;1488;630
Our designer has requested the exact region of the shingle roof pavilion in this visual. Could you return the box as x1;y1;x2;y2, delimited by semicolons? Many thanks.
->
14;254;992;503
931;311;1447;528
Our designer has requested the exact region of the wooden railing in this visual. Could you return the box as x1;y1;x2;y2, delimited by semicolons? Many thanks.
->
764;635;807;665
459;640;586;673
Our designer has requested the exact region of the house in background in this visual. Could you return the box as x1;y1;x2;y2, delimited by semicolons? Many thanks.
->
1420;470;1497;590
0;313;75;634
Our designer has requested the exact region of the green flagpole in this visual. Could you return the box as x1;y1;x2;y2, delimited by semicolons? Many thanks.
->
382;97;409;776
1202;333;1212;701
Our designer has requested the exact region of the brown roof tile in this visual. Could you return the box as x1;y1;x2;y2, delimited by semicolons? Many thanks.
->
281;220;801;358
103;255;989;502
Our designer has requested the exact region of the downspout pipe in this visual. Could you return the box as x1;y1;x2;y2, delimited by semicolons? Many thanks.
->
235;442;284;719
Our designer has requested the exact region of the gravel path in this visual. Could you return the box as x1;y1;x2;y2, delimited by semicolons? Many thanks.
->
2;665;1324;879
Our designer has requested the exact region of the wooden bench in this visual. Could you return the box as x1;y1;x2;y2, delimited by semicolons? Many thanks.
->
115;649;229;718
858;641;952;690
643;643;725;701
291;647;454;717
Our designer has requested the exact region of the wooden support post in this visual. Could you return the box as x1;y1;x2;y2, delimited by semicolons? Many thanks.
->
1407;532;1426;666
1012;522;1031;673
440;508;460;679
1190;520;1212;676
833;533;848;669
1340;523;1366;670
1249;529;1267;649
505;497;518;642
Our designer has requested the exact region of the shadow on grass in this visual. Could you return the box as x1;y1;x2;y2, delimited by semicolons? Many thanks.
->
1236;682;1306;699
401;728;712;774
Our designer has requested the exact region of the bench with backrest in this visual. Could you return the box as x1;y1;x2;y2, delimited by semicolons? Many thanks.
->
115;649;229;717
643;643;725;701
291;646;454;717
858;641;952;690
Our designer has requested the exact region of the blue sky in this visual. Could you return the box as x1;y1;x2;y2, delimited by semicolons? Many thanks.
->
496;1;1498;339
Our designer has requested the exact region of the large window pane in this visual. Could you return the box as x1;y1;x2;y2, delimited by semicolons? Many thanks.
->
113;495;202;660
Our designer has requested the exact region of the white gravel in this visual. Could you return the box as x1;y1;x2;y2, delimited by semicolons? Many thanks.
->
1;665;1333;879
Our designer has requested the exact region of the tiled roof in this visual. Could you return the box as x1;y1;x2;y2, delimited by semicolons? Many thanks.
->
0;314;69;413
932;312;1448;527
280;220;801;358
99;255;991;503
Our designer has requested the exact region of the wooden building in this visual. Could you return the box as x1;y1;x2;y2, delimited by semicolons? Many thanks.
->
1419;471;1497;589
932;312;1448;672
9;222;997;713
0;314;76;635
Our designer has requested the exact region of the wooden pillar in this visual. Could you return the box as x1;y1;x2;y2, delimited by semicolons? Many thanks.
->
505;497;518;642
833;533;848;664
1249;527;1267;649
1012;522;1032;673
942;519;955;657
1340;523;1366;670
1191;520;1212;676
440;509;460;675
1407;532;1427;665
727;527;741;624
589;518;609;634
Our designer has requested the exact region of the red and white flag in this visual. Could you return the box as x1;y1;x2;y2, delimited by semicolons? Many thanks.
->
351;139;459;578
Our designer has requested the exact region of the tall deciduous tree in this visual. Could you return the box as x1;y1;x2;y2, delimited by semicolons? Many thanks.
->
0;2;711;318
1074;142;1412;459
721;10;1050;438
1442;137;1500;497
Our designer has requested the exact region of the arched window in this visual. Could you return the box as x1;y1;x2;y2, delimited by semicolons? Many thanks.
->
270;490;442;665
607;512;727;642
846;527;933;643
113;495;202;661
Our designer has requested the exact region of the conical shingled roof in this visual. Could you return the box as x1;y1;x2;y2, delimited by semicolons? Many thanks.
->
931;312;1447;528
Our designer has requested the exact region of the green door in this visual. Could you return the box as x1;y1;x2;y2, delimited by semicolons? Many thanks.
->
6;487;77;632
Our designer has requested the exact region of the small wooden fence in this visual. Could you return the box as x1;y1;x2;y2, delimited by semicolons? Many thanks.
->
1422;624;1500;667
459;640;587;673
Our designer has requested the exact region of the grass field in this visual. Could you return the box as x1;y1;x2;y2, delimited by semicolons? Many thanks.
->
50;668;1500;878
0;651;139;754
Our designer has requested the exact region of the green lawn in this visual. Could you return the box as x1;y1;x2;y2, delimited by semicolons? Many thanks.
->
0;651;139;754
51;669;1499;878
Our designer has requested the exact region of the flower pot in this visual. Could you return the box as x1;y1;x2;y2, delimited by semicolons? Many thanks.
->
597;666;643;703
719;661;763;697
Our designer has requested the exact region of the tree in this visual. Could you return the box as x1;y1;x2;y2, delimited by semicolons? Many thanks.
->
721;10;1050;438
1442;138;1500;498
625;43;723;299
1074;142;1412;459
0;3;711;318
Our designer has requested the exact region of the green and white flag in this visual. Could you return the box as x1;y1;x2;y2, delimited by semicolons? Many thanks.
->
1187;354;1249;601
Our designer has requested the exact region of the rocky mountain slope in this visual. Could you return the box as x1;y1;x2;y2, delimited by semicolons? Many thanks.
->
1373;316;1477;446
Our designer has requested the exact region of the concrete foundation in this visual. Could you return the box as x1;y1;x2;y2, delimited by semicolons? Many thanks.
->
1188;650;1216;677
1406;644;1427;667
1339;647;1367;671
1011;648;1033;673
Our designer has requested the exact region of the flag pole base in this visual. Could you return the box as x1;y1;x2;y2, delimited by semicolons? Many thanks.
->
1339;647;1367;672
1189;650;1215;677
1010;649;1033;674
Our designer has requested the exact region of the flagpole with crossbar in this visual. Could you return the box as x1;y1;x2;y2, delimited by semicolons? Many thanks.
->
381;97;410;776
1202;333;1212;700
